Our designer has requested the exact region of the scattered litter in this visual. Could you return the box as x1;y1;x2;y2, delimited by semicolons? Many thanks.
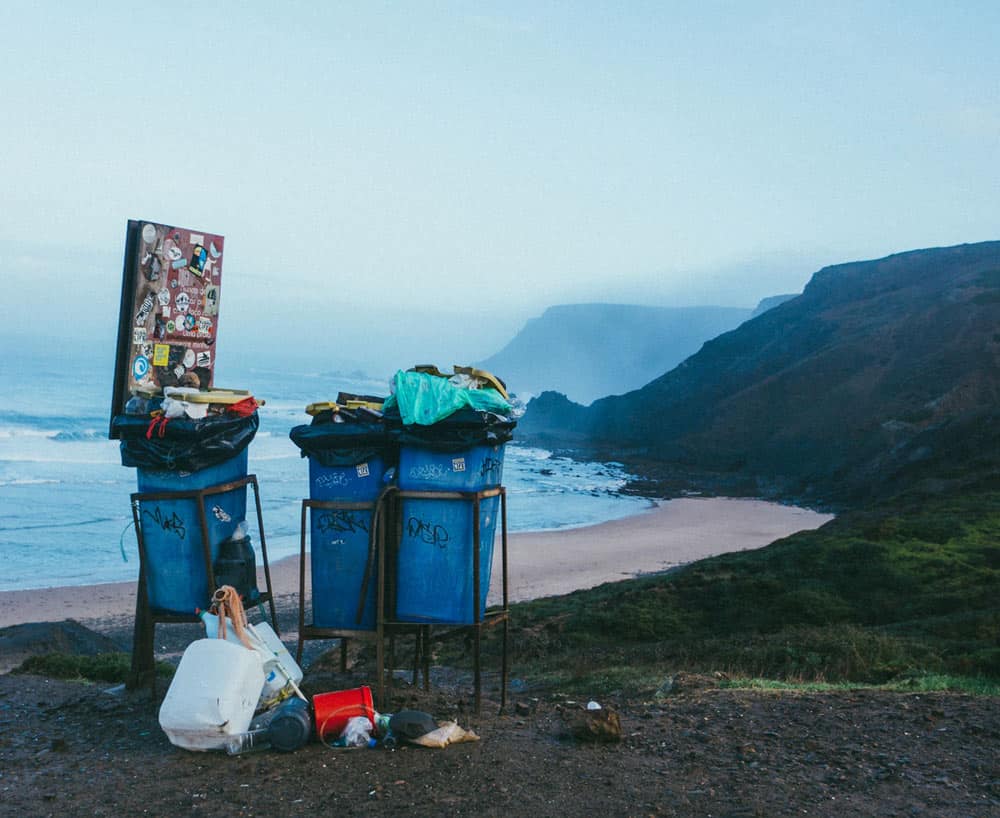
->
408;721;480;749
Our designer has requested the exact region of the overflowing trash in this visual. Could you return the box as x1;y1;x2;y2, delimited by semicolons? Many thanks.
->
153;364;514;759
157;584;481;756
113;389;261;473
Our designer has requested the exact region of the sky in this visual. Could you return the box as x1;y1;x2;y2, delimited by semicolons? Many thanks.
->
2;1;999;372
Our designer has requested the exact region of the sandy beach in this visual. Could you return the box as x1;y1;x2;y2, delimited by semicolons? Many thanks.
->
0;497;832;630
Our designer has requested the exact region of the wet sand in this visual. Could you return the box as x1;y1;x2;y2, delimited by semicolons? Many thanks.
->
0;497;833;630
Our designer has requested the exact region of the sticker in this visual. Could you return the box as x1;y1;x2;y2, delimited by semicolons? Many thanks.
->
140;343;153;358
357;463;370;478
175;292;190;312
141;223;157;244
157;289;170;306
197;316;213;335
152;344;170;367
171;257;187;270
183;348;196;368
170;278;178;289
161;305;171;318
135;293;154;325
154;318;166;340
203;284;219;315
196;350;212;368
189;244;207;277
133;327;148;345
452;457;466;472
132;356;149;379
209;241;221;259
166;244;183;261
212;505;231;523
183;313;196;331
173;364;185;380
166;320;176;333
190;233;204;246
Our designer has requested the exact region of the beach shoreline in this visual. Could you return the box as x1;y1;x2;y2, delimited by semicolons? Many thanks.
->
0;497;833;631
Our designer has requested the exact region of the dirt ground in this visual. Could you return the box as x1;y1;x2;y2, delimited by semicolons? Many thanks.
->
1;645;998;818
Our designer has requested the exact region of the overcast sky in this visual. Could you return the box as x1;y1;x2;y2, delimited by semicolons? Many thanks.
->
2;2;998;369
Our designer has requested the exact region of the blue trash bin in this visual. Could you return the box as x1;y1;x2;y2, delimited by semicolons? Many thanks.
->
395;439;507;625
135;448;249;614
114;409;259;616
291;416;391;631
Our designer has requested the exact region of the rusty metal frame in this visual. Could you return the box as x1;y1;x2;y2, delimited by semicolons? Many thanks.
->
126;474;279;692
377;486;509;714
296;493;428;690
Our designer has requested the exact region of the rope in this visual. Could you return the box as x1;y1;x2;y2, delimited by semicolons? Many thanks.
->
355;485;398;625
119;518;135;563
210;585;255;650
210;586;308;703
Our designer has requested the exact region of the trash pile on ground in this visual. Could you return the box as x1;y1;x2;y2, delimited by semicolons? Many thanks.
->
118;364;519;758
157;583;480;756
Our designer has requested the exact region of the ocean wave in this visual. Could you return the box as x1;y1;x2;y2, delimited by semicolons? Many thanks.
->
52;428;106;442
0;515;116;532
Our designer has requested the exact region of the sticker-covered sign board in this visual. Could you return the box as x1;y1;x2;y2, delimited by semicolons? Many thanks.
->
109;220;224;437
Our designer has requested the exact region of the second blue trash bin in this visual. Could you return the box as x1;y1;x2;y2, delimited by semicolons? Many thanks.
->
290;406;392;631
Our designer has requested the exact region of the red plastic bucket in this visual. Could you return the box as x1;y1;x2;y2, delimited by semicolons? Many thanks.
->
312;685;375;739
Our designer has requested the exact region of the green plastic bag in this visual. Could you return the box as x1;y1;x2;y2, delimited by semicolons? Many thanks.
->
384;370;512;426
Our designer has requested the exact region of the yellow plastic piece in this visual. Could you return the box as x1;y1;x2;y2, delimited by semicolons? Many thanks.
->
305;401;340;416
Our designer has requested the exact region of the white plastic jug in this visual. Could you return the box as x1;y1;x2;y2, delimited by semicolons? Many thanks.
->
158;638;265;751
199;611;303;704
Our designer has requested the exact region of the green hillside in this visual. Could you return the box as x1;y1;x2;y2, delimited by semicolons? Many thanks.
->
481;487;999;693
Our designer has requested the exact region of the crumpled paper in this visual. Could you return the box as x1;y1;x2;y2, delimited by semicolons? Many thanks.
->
409;721;480;749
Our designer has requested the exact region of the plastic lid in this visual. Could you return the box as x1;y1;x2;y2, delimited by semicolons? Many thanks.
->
389;709;437;739
267;701;312;752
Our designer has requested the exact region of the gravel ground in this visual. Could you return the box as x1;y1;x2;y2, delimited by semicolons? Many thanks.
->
1;664;997;818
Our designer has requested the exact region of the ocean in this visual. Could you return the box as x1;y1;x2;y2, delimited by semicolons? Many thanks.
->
0;345;651;592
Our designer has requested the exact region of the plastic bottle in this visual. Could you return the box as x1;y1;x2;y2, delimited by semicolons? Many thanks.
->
124;395;149;415
330;716;374;748
225;727;270;755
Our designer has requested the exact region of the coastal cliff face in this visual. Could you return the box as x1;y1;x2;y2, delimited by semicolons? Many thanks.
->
521;241;1000;503
478;303;752;404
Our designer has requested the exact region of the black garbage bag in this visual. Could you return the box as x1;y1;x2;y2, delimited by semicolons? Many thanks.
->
112;411;259;472
289;419;392;467
385;406;516;452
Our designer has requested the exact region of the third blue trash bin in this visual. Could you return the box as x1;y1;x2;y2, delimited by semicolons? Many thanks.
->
392;408;515;624
290;406;393;630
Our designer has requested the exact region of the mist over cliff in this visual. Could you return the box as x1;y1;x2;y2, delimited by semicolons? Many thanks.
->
520;242;1000;504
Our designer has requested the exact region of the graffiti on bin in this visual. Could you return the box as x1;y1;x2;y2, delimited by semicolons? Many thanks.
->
408;462;448;482
315;472;351;489
142;506;186;540
407;516;450;549
316;510;370;536
479;456;503;482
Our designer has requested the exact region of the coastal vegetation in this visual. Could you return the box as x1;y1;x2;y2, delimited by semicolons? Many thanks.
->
466;486;999;696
